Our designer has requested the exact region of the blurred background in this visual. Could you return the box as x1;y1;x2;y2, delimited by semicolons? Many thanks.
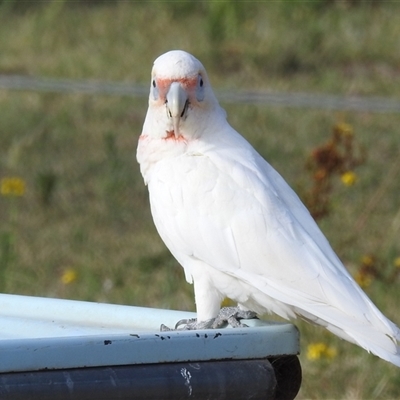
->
0;1;399;397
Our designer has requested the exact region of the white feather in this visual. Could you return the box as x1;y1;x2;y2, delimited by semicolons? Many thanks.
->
137;50;400;367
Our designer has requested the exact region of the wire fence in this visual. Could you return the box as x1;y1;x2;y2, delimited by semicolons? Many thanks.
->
0;74;399;113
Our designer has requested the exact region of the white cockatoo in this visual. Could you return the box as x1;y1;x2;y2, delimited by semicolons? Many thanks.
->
137;50;400;367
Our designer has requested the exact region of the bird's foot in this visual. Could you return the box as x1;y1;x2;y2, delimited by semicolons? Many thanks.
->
160;318;214;331
160;307;257;331
211;307;258;328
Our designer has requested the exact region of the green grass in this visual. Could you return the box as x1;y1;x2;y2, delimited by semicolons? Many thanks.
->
0;2;400;398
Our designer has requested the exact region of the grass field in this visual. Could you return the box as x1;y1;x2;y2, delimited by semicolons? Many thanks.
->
0;2;400;398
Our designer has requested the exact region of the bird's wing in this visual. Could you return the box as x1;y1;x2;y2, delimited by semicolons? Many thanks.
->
148;127;398;344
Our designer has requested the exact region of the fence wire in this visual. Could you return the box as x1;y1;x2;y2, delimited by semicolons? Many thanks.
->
0;74;399;113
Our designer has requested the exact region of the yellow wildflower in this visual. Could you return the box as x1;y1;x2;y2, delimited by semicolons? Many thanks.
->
361;255;374;266
354;271;372;289
394;257;400;269
335;122;353;137
307;342;337;360
61;268;78;285
1;177;26;196
340;171;357;187
325;346;337;359
307;343;325;360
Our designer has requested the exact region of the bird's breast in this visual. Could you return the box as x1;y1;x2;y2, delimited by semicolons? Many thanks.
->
137;133;189;184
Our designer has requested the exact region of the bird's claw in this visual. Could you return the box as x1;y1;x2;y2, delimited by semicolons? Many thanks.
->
175;318;198;329
160;318;214;331
159;307;257;331
211;307;258;328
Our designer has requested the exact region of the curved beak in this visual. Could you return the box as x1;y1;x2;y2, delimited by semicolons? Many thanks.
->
166;82;189;137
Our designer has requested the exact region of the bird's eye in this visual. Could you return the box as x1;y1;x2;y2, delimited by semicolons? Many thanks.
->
151;79;159;100
196;74;204;102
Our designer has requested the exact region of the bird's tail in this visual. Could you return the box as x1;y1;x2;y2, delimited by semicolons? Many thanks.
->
303;306;400;368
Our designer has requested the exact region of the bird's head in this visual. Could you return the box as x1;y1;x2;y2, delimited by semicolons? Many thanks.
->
144;50;222;140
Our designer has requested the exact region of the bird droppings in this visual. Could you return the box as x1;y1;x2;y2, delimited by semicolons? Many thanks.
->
213;333;222;339
155;334;171;340
180;367;193;396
